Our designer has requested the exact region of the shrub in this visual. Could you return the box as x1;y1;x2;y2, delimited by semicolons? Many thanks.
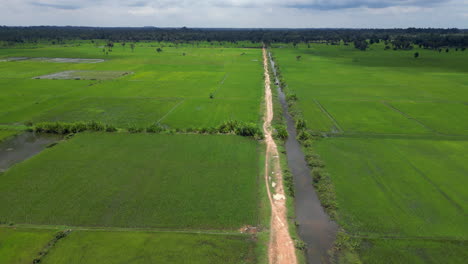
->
86;121;105;131
34;121;107;134
294;239;307;250
295;118;307;130
274;125;288;140
146;124;166;133
128;126;143;133
105;125;117;132
283;169;294;197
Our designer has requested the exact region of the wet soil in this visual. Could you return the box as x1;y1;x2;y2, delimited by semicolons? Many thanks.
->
0;132;62;172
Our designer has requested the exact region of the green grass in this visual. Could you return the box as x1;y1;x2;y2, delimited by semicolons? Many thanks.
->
273;43;468;135
390;102;468;135
0;130;18;142
358;239;468;264
273;43;468;261
0;44;263;129
319;100;431;134
0;227;57;264
42;230;256;264
34;97;182;128
314;137;468;237
0;133;260;230
162;98;260;128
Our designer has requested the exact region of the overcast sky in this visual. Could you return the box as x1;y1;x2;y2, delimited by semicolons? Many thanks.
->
2;0;467;28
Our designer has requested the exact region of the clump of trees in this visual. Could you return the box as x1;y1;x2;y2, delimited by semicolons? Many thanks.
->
353;39;369;51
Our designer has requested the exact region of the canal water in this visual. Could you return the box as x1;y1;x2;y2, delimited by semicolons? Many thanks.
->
269;52;338;264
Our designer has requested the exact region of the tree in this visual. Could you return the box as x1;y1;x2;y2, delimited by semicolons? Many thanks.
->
354;39;369;51
414;52;419;58
156;48;163;53
296;55;302;61
130;43;135;52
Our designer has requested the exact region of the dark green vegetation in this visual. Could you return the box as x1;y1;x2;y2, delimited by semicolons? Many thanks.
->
0;133;260;229
273;43;468;263
1;27;466;50
41;230;256;264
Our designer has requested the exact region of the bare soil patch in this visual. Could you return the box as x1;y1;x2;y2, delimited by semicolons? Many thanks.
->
1;57;104;63
33;71;132;80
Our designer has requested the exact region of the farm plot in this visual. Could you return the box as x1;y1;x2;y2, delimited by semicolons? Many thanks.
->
41;230;256;264
33;97;182;128
0;133;260;230
162;98;260;128
273;43;468;261
313;137;468;238
0;227;57;264
358;239;468;264
317;100;431;134
0;44;263;129
389;102;468;135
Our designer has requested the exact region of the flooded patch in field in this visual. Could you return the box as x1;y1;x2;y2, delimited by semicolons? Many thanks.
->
269;52;338;264
33;70;132;80
1;57;105;63
0;132;62;172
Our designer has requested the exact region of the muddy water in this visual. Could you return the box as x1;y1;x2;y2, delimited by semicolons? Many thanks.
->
0;132;61;172
269;52;338;264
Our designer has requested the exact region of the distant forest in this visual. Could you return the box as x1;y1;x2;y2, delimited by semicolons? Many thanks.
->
0;26;467;50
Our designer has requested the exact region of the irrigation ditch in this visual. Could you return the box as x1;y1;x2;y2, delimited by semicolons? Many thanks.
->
268;51;338;264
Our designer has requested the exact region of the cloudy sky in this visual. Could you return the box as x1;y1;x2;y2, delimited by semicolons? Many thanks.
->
2;0;467;28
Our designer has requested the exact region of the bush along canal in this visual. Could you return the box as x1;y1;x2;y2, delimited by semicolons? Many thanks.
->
0;132;62;172
269;52;338;264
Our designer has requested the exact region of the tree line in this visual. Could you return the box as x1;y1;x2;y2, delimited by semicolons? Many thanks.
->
0;26;466;50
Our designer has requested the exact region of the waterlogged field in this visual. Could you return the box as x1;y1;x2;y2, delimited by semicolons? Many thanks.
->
273;43;468;262
41;230;256;264
0;133;260;229
0;42;263;128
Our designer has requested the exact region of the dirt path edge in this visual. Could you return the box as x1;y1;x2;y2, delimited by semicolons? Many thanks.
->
262;46;298;264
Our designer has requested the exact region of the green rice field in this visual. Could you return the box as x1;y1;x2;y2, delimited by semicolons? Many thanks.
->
41;230;256;264
0;133;260;229
0;41;266;263
0;228;57;264
273;43;468;262
0;43;263;128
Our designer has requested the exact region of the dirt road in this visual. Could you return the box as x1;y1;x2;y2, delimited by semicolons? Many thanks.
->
262;47;298;264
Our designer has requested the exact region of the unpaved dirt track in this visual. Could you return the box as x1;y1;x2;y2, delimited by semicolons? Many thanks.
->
262;47;298;264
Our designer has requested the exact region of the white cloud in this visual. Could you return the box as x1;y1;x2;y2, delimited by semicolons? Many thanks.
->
0;0;466;27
